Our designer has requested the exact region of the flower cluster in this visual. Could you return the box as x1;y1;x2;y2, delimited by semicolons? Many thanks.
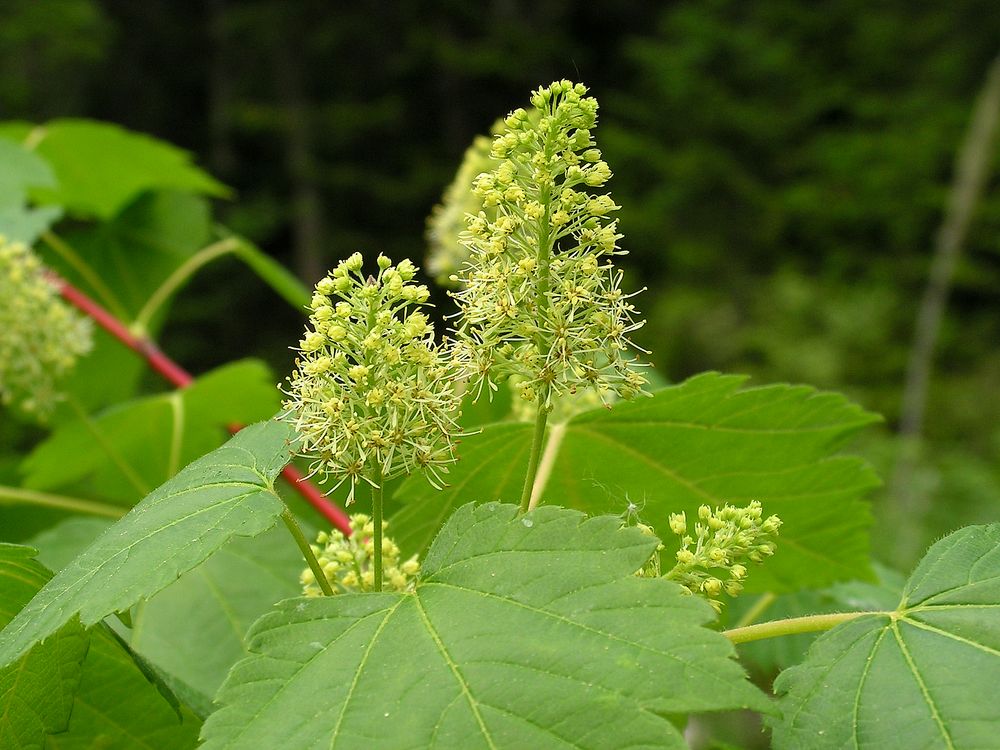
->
300;514;419;596
0;236;92;418
425;131;495;286
661;501;781;611
451;80;647;406
282;253;462;500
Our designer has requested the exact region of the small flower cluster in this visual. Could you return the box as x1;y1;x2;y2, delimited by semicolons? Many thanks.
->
451;80;647;406
300;514;419;596
282;253;462;500
0;236;92;418
662;501;781;611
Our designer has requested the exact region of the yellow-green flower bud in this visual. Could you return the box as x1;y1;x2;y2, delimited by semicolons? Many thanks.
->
676;549;696;565
702;578;723;597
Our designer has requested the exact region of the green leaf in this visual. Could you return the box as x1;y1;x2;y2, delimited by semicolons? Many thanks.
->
29;517;114;573
0;419;294;670
29;516;302;712
394;373;881;591
27;119;228;219
0;544;88;750
22;359;281;506
129;526;304;699
202;502;769;749
0;137;61;243
0;123;33;143
38;191;218;411
42;190;214;320
0;204;62;245
47;627;201;750
0;137;56;201
1;544;200;749
772;523;1000;749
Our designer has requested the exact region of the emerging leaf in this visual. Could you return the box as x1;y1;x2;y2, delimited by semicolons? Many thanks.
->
202;503;769;749
772;523;1000;749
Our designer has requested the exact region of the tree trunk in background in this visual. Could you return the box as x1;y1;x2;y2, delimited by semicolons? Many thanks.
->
891;52;1000;562
275;39;326;285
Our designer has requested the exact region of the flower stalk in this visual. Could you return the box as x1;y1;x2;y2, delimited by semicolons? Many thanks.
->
724;611;880;645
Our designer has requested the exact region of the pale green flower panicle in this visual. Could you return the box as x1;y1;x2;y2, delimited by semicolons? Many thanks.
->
282;253;462;501
0;236;92;418
452;80;648;406
300;514;419;596
425;132;495;286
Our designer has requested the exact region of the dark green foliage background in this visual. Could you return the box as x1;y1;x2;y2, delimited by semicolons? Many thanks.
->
2;1;998;560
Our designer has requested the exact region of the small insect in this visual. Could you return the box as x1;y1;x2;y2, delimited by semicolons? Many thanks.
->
620;494;647;527
584;477;647;527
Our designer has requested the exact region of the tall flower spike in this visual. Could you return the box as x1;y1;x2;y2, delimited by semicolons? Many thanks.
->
282;253;462;502
0;236;92;418
452;80;648;406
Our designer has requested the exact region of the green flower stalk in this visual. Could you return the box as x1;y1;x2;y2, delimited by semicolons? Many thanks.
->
282;253;462;501
0;236;92;418
300;514;420;597
451;80;648;407
659;501;782;612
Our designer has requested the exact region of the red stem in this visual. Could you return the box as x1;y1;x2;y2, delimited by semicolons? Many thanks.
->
51;272;352;535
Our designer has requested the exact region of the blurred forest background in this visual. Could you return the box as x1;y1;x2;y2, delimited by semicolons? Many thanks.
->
2;0;999;566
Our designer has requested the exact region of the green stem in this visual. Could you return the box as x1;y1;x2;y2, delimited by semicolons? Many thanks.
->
228;233;311;309
42;230;130;321
517;122;560;515
732;591;777;629
371;468;384;592
723;611;884;645
133;232;312;334
133;237;238;333
0;484;125;518
518;393;550;513
280;507;333;596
